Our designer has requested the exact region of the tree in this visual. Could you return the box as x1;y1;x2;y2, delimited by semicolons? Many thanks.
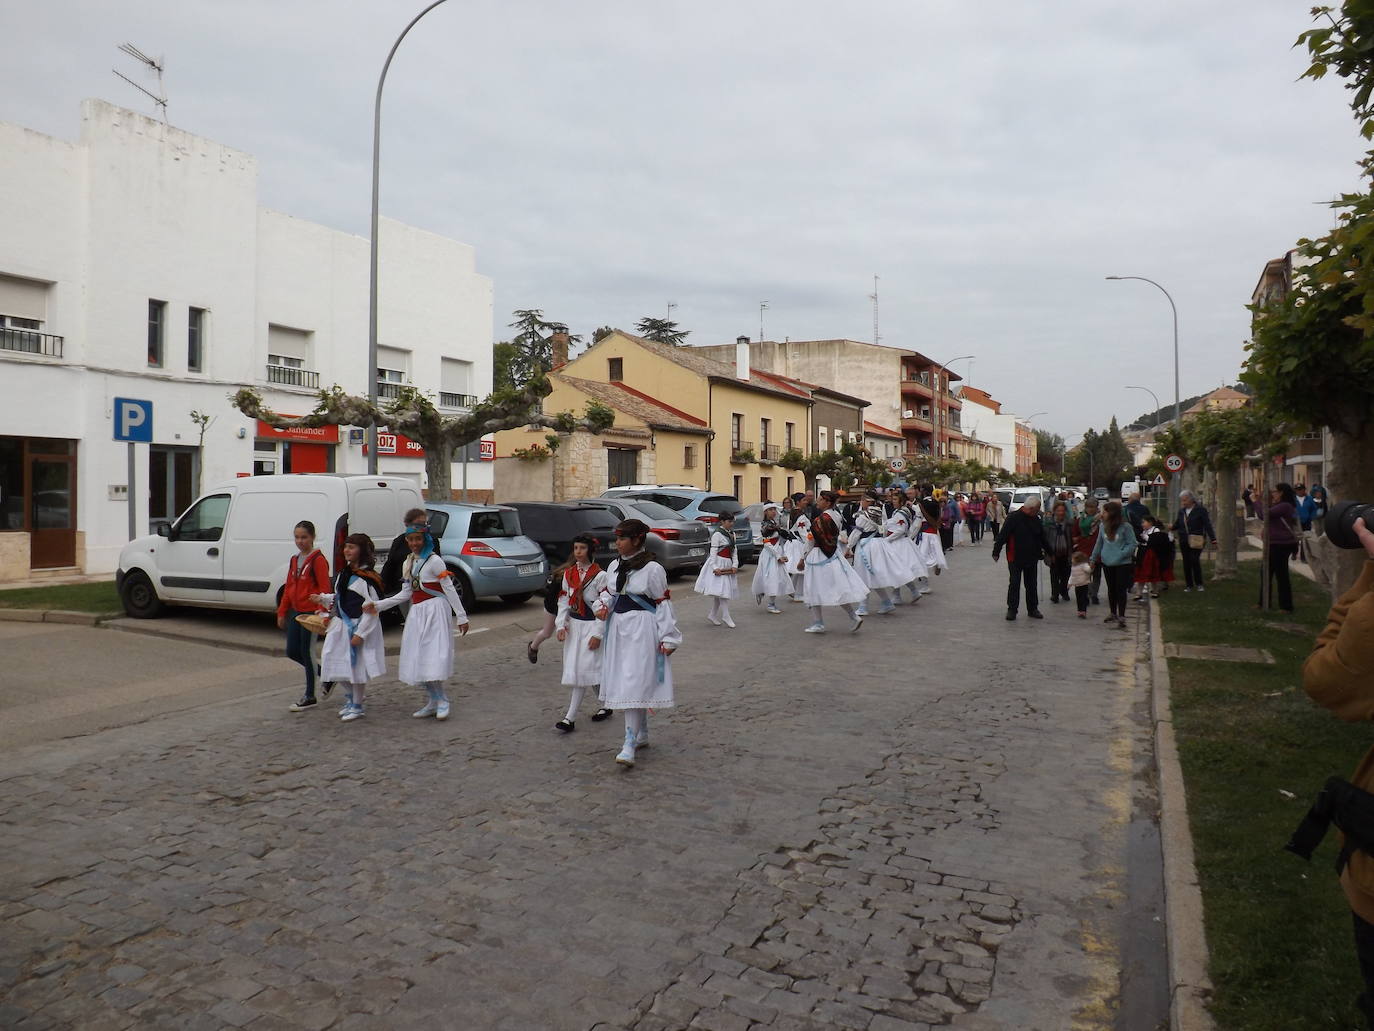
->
503;309;582;386
634;317;690;345
231;376;615;499
592;326;615;343
1034;429;1065;474
492;340;519;393
1242;2;1374;593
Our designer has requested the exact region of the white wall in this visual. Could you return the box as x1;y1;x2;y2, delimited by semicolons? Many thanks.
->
0;100;493;578
961;396;1017;474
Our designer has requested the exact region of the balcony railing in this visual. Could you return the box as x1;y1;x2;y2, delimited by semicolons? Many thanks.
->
266;363;320;389
440;391;479;410
760;443;781;462
901;414;933;432
1;329;63;357
730;440;755;462
900;377;934;395
376;381;404;400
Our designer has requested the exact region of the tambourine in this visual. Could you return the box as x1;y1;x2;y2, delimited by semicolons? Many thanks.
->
295;612;330;637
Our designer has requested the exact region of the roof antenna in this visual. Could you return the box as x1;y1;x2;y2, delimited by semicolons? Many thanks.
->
868;274;880;345
114;42;168;122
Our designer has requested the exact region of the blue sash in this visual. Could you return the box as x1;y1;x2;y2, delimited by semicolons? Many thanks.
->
607;591;666;683
335;575;361;666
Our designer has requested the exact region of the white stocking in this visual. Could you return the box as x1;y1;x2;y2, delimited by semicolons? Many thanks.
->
624;708;646;735
809;606;824;624
565;686;585;722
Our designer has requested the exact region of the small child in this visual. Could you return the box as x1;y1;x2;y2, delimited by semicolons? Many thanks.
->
1134;515;1175;601
1069;549;1094;618
694;511;740;628
553;535;607;732
751;507;792;613
310;533;386;722
278;519;331;712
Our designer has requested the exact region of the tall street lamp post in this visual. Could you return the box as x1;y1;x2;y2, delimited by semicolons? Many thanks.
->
368;0;453;474
1125;384;1162;431
935;354;974;460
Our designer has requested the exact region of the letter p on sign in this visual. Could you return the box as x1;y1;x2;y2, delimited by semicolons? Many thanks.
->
113;397;154;442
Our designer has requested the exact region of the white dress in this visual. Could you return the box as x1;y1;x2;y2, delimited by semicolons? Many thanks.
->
802;510;870;608
595;556;682;710
913;519;948;572
896;506;931;581
850;512;916;589
317;575;386;684
751;538;793;600
555;564;606;688
371;553;468;685
784;514;810;592
693;530;740;599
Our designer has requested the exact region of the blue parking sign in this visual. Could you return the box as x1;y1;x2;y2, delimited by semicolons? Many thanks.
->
113;398;153;442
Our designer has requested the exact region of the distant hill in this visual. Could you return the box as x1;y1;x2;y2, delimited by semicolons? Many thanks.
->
1125;383;1252;431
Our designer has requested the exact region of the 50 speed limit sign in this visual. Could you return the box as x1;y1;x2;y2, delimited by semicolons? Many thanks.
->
1165;454;1185;473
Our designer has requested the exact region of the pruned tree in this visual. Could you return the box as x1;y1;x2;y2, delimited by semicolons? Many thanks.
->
1034;429;1066;474
634;317;690;346
231;377;615;499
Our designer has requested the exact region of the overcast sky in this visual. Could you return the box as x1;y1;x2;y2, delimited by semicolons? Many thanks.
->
4;1;1365;440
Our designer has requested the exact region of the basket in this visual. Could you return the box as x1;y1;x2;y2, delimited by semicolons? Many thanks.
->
295;612;330;637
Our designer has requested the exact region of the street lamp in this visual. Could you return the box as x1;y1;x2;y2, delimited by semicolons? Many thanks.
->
1125;384;1161;430
1019;412;1046;480
368;0;454;474
936;353;974;459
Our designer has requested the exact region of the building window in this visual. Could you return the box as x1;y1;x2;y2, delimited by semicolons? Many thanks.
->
731;413;743;450
818;425;828;452
440;357;476;408
732;475;743;500
147;299;165;367
785;422;795;450
376;344;411;399
187;307;205;372
684;444;697;469
608;357;623;380
268;353;304;369
833;429;843;449
760;476;771;501
786;476;794;496
760;417;771;449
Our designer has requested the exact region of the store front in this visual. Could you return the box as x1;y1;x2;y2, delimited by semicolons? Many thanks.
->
0;434;78;571
253;419;338;476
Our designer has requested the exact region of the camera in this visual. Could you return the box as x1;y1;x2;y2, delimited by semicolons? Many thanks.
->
1326;500;1374;550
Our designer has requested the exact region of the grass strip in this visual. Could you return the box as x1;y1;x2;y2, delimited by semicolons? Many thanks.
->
0;580;120;613
1162;559;1368;1028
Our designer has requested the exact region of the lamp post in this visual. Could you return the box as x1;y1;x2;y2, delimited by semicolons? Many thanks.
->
1125;384;1161;431
367;0;453;475
935;354;974;460
1020;412;1047;481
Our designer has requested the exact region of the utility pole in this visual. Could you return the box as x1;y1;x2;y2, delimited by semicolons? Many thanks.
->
869;274;880;346
759;301;769;343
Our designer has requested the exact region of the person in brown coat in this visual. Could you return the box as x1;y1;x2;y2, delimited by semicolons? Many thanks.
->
1303;515;1374;1021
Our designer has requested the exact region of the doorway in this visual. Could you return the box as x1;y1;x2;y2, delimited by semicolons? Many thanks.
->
149;445;199;533
607;447;638;488
29;444;76;569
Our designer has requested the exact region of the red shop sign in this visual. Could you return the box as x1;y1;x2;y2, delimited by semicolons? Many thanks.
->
256;418;340;444
364;431;426;458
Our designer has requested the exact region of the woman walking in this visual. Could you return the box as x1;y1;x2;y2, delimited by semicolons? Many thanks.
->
1259;483;1301;613
1091;500;1139;629
279;519;331;712
1045;501;1075;604
1172;490;1216;593
966;494;987;545
987;493;1006;542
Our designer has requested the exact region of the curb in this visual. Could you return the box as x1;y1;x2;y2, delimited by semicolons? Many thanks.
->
1148;599;1216;1030
0;608;123;626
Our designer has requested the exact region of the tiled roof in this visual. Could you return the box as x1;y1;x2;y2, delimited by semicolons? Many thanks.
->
604;331;809;402
863;420;903;439
556;374;711;434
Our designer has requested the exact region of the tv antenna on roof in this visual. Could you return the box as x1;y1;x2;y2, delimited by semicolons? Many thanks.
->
114;42;167;122
868;274;880;345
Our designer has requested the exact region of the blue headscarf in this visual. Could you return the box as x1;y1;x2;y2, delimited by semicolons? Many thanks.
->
406;524;435;566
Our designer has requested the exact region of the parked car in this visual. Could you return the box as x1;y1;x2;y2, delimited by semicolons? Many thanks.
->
599;487;757;562
570;497;712;576
1092;487;1110;501
500;502;620;568
424;502;547;607
1007;486;1050;513
116;473;424;618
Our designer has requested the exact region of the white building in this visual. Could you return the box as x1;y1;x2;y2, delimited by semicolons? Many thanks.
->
957;387;1017;475
0;100;494;583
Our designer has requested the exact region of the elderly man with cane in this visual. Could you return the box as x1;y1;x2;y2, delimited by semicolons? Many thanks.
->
991;494;1048;621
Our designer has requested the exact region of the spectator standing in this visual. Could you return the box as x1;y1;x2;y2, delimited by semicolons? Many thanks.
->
1311;485;1330;537
940;495;957;552
1172;490;1217;592
966;494;987;545
1091;500;1139;629
991;494;1048;621
1295;485;1318;532
1076;498;1103;605
1242;484;1256;519
986;493;1006;541
1260;483;1301;613
1044;501;1075;604
1124;492;1151;539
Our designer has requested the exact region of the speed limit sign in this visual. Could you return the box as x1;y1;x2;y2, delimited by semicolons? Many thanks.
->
1165;454;1185;473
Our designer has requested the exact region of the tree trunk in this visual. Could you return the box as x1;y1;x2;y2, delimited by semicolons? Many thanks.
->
425;441;454;501
1213;464;1239;580
1307;425;1374;599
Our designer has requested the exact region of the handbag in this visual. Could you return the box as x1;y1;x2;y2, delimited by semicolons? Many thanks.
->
1187;533;1206;550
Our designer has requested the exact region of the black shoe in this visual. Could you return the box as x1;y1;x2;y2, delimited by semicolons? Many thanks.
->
288;696;316;712
555;719;575;733
1050;596;1059;604
321;681;334;698
1027;610;1044;619
1005;610;1017;621
527;643;539;664
1091;596;1101;605
591;708;613;721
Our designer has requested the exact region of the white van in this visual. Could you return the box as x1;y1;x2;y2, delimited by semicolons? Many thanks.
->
1120;480;1142;501
116;474;423;618
1008;486;1049;513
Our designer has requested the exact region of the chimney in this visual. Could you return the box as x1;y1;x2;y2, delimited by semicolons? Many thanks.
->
735;335;750;381
551;326;570;369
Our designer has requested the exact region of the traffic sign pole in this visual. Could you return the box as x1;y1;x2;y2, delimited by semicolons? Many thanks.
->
128;443;136;541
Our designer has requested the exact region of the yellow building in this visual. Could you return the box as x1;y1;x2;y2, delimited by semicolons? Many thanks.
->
561;330;815;504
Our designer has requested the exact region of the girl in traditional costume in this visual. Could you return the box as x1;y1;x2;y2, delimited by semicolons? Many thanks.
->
553;535;608;732
693;511;740;628
310;533;386;722
799;491;869;634
751;506;793;613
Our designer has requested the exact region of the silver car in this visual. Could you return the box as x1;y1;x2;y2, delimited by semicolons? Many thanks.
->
573;498;713;576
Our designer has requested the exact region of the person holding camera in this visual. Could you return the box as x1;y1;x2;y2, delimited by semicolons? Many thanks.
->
1301;511;1374;1021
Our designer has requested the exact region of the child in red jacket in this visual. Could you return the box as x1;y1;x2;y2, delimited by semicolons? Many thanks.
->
277;520;330;712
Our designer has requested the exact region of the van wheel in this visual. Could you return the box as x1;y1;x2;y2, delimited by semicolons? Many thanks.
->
120;570;164;618
500;592;534;605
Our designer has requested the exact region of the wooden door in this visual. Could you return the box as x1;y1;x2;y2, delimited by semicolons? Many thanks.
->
29;455;75;568
607;448;638;488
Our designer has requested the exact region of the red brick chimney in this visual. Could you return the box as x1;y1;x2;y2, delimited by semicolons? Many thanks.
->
551;326;570;370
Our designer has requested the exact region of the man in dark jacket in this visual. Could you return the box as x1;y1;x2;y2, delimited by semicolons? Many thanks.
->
992;495;1048;621
1124;492;1151;538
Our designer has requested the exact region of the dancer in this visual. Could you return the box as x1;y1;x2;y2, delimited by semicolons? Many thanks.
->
914;494;948;583
553;535;607;732
593;519;681;768
526;569;560;664
278;519;331;712
369;520;471;719
694;511;740;627
799;491;868;634
847;496;906;616
784;492;811;600
751;506;793;613
310;533;386;722
890;488;929;602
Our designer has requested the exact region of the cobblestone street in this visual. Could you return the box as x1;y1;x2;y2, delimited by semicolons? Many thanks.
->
0;552;1166;1030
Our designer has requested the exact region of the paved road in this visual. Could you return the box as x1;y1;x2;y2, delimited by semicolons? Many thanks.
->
0;546;1167;1030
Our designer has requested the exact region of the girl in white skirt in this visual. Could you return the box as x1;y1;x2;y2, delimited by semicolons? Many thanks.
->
594;519;682;768
694;511;740;628
847;500;908;616
310;534;386;722
800;492;869;634
914;495;948;583
886;488;929;603
783;494;811;600
751;506;792;613
369;522;470;720
553;535;607;732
